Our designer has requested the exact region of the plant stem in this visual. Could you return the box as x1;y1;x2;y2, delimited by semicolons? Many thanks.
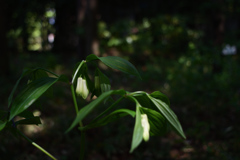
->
16;128;57;160
70;61;87;159
70;84;83;127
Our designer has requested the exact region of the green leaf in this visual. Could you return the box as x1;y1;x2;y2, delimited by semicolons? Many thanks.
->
15;117;41;126
86;54;141;79
0;121;7;131
80;109;135;131
8;68;59;108
148;96;186;139
30;69;49;81
130;105;143;153
140;107;168;136
8;69;33;107
9;77;60;120
66;89;126;133
132;91;160;112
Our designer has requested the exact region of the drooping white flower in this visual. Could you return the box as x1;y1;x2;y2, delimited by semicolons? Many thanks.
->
76;77;89;99
141;114;150;142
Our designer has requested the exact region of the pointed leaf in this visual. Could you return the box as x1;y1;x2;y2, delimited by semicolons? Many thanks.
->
86;54;141;79
99;56;141;79
149;96;186;139
9;77;59;120
66;90;126;133
8;68;59;108
130;105;143;153
8;69;33;107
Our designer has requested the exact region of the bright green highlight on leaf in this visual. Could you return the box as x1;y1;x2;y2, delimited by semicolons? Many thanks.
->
9;77;60;120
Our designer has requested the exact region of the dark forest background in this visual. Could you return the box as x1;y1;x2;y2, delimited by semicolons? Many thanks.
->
1;0;240;159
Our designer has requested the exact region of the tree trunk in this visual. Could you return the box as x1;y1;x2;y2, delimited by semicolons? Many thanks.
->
77;0;98;60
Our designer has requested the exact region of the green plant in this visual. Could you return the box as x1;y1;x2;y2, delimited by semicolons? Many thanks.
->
0;54;186;159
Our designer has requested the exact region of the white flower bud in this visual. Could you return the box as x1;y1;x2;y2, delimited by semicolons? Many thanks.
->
76;77;89;99
141;114;150;142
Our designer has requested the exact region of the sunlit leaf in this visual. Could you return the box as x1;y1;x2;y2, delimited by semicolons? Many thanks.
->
130;105;143;153
9;77;60;120
66;90;126;133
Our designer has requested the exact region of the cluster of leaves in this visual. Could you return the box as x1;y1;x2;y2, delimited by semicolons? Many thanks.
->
0;54;185;158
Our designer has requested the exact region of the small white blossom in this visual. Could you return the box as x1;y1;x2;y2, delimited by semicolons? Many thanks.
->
141;114;150;142
76;77;89;99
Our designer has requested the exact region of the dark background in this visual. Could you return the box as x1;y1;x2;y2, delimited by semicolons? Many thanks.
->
0;0;240;159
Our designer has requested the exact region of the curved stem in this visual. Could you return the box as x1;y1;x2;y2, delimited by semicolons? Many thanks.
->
16;128;57;160
126;94;139;105
72;60;86;84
